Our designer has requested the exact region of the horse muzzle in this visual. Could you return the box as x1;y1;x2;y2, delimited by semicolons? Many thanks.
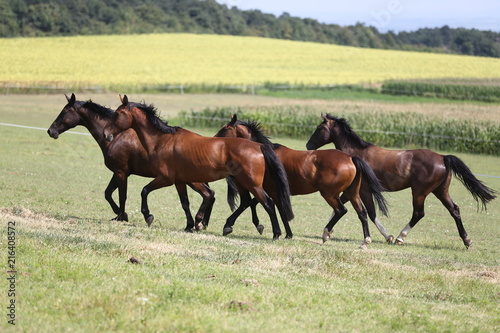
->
47;128;59;139
103;131;114;142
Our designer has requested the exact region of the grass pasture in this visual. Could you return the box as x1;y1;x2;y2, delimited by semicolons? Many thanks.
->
1;94;499;332
1;33;500;91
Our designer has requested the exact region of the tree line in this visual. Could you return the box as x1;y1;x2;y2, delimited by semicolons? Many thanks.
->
1;0;499;58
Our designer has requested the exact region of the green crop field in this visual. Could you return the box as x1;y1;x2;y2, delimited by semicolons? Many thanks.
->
0;93;499;332
1;33;500;91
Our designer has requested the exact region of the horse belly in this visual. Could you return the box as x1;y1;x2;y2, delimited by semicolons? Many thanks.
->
173;158;230;183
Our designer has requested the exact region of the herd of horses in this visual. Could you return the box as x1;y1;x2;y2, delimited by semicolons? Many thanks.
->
47;93;497;248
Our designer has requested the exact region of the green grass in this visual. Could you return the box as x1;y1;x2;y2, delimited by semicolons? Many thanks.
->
256;86;483;104
1;94;499;332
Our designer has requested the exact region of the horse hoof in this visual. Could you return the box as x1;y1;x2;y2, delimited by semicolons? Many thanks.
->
146;215;154;227
464;238;472;249
223;227;233;236
111;213;127;221
285;234;293;239
386;235;395;244
395;238;404;245
195;222;204;231
272;233;281;241
359;243;368;250
256;224;264;235
322;228;331;243
184;228;194;233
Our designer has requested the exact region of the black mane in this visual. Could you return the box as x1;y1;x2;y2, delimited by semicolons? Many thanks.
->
82;100;114;118
236;119;284;149
325;114;372;148
236;119;272;145
133;102;179;134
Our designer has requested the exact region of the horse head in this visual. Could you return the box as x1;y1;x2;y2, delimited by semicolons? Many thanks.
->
47;93;81;139
214;114;242;138
103;95;133;142
306;113;338;150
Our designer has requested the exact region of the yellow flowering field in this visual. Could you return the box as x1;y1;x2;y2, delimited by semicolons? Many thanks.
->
1;33;499;89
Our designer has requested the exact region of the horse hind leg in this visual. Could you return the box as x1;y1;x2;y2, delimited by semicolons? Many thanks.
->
434;189;471;249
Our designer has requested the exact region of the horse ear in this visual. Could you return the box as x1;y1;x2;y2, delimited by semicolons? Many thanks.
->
230;114;237;125
65;93;76;105
321;113;327;121
119;94;129;105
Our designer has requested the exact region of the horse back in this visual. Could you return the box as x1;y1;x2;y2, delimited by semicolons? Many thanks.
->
163;134;265;183
356;146;446;191
275;146;355;195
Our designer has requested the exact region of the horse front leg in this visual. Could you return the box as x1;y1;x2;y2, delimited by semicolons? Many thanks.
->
254;191;282;240
175;183;196;232
249;199;264;235
350;197;372;249
141;177;171;227
395;194;426;245
187;182;216;231
116;173;129;222
223;191;253;236
104;174;120;218
320;191;348;243
357;189;394;244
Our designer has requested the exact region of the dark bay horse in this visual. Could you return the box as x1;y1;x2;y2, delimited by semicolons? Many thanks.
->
103;95;294;240
306;114;497;248
48;93;215;231
215;115;391;247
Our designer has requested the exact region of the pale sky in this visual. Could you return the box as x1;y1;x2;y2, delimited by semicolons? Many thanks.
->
216;0;500;32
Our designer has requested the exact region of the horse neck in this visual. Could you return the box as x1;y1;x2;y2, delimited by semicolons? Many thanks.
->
330;130;360;155
130;112;169;156
77;108;111;150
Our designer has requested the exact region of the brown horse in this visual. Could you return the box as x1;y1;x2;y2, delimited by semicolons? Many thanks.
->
48;93;215;231
306;114;497;248
215;115;391;247
103;95;294;240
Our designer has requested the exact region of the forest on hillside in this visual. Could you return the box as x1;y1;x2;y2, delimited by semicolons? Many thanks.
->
1;0;499;58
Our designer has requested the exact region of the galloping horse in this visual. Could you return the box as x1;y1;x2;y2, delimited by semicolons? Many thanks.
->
306;114;497;248
215;115;391;247
103;95;293;240
48;94;215;231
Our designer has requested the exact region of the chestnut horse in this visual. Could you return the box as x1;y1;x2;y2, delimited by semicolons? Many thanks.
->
103;95;293;240
306;114;497;248
48;94;215;231
215;115;391;247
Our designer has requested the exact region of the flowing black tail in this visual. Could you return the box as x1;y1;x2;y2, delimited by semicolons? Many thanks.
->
444;155;497;210
352;156;389;216
260;144;294;221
